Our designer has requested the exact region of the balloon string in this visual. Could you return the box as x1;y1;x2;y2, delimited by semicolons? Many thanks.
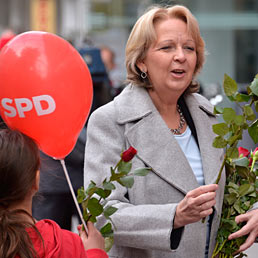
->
60;159;88;235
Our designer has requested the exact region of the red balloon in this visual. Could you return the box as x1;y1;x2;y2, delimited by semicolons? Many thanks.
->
0;31;93;159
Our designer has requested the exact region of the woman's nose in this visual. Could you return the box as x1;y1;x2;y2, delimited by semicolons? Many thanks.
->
173;47;186;62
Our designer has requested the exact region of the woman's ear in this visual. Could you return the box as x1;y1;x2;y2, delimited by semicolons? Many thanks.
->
136;61;147;73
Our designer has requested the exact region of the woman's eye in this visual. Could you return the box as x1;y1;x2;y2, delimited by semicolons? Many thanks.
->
184;46;195;51
160;46;171;50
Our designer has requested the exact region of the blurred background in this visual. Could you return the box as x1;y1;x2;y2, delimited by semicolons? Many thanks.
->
1;0;258;93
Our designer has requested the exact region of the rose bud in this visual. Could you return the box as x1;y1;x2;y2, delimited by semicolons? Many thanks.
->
121;146;137;162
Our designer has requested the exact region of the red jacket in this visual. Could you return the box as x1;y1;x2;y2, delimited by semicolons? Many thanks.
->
20;219;108;258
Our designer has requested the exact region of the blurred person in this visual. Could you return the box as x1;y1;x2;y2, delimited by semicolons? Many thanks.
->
100;46;116;72
79;46;113;113
0;128;108;258
100;45;125;97
84;4;258;258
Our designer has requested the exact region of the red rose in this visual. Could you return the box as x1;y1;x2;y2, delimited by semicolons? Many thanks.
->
121;146;137;162
238;147;250;157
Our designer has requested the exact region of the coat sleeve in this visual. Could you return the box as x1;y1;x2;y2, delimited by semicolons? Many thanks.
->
84;103;180;252
86;249;109;258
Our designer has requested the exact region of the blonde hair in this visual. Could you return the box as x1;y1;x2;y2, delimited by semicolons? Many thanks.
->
125;5;205;92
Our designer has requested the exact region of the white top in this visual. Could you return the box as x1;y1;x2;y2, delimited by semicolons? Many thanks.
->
174;126;204;185
174;126;210;258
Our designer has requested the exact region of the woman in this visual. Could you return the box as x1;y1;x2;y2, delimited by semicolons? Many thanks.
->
84;5;258;258
0;128;108;258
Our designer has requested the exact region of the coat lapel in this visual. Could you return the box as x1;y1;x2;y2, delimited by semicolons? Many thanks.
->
115;86;200;194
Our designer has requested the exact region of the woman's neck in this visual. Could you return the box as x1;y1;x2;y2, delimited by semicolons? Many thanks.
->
148;88;179;116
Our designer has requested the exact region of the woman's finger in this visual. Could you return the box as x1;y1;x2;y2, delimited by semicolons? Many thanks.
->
228;223;250;240
238;231;257;253
187;184;218;198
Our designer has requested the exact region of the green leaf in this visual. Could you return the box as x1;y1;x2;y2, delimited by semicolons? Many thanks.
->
221;218;238;230
100;222;113;237
103;181;116;190
88;197;103;216
212;136;227;148
255;101;258;112
234;201;245;214
228;182;239;190
214;106;223;114
118;160;132;174
104;206;118;218
104;236;114;252
235;93;251;102
233;157;250;167
243;105;255;120
239;184;253;197
212;123;229;136
226;147;239;159
95;188;109;198
248;192;256;198
223;108;236;123
250;77;258;96
228;95;237;102
86;181;97;195
77;187;86;203
119;176;134;188
225;193;237;205
133;167;151;176
248;119;258;144
223;74;238;97
234;115;244;126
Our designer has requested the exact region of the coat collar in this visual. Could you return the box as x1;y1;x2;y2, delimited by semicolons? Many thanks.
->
114;85;220;194
115;85;155;124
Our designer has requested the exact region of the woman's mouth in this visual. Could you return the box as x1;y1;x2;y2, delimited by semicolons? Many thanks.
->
171;69;186;78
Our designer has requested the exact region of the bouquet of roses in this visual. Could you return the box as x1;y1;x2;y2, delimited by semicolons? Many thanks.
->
211;74;258;258
77;146;151;251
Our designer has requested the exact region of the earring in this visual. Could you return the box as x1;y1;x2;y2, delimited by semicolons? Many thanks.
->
141;71;147;79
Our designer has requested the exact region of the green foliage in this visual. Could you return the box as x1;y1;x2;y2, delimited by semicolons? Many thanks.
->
77;153;151;252
212;74;258;258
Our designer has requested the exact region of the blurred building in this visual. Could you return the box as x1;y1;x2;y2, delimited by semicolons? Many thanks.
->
1;0;258;90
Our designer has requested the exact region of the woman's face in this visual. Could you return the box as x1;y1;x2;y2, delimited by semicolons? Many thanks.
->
139;18;197;98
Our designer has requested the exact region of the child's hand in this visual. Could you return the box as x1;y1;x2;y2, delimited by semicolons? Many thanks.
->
78;221;105;251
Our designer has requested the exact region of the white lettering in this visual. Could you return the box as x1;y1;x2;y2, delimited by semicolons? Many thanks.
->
1;98;17;117
1;95;56;118
32;95;56;116
15;98;33;118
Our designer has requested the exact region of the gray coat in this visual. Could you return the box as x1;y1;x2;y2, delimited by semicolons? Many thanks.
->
84;85;226;258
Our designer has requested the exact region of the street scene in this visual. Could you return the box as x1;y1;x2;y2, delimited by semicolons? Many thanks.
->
0;0;258;257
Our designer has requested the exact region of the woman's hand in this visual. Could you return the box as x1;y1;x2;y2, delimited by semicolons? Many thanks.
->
174;184;218;228
78;221;105;251
228;209;258;253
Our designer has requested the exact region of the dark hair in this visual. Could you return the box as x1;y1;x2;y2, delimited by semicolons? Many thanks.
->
0;129;42;258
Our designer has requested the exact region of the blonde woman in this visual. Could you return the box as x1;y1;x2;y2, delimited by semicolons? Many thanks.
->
84;5;258;258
